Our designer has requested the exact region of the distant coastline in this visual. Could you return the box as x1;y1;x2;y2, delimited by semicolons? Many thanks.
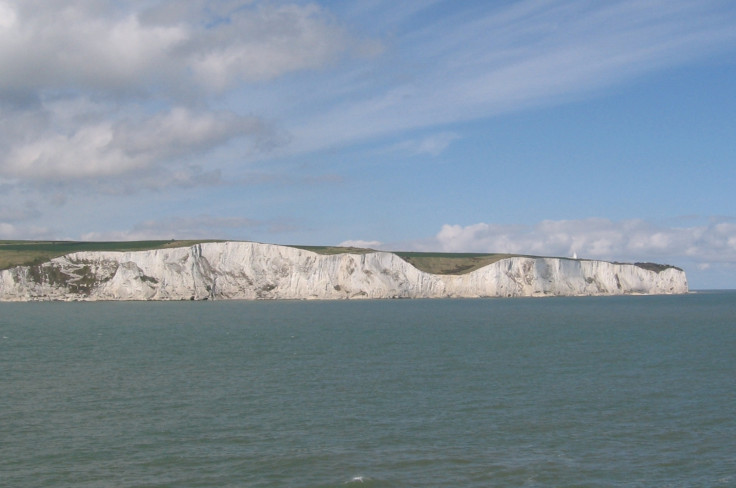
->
0;240;688;301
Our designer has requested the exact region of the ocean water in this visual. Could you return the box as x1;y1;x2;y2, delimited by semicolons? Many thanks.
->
1;292;735;488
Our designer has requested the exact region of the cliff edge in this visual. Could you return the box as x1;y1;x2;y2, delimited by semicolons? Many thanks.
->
0;241;688;301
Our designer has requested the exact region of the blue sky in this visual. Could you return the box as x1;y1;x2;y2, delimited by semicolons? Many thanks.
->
1;0;735;288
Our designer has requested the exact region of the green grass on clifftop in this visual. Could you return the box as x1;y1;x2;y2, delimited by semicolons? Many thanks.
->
290;246;522;275
1;240;681;276
0;240;220;270
289;245;376;255
394;252;521;275
0;241;541;276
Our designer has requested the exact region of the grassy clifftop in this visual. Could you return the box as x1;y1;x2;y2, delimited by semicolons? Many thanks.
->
393;252;520;274
291;246;521;275
0;240;220;270
1;240;680;276
2;241;519;275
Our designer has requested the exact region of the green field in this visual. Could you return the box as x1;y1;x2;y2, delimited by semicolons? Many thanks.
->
290;246;524;274
0;240;677;275
289;245;375;255
0;240;220;270
393;251;523;274
0;240;521;275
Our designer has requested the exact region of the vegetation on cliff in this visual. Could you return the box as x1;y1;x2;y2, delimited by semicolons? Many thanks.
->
0;240;219;270
2;240;682;276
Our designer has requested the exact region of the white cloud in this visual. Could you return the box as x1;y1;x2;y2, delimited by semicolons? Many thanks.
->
0;0;371;193
3;1;734;180
0;1;17;29
0;1;354;97
1;106;258;181
187;3;350;91
423;218;736;269
0;2;187;97
290;0;736;154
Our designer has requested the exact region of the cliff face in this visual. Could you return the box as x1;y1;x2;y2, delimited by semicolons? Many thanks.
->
0;241;688;301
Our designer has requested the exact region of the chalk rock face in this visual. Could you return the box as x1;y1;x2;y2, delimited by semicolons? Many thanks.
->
0;242;688;301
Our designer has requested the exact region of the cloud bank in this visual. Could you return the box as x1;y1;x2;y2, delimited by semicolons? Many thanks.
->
410;218;736;282
4;0;730;186
0;0;349;97
0;0;357;188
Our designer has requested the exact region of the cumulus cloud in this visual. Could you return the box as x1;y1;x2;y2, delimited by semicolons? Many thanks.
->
1;105;260;182
186;3;349;91
0;0;351;97
0;0;363;190
3;1;734;184
424;218;736;269
0;1;187;98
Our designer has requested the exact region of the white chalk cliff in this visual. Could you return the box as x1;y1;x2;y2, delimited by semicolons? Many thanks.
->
0;241;688;301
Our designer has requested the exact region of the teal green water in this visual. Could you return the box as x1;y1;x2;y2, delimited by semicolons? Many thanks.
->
1;293;735;487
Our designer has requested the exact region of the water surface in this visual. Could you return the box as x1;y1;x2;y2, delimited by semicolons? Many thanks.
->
2;293;734;487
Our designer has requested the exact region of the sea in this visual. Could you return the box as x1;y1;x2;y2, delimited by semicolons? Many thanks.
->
1;291;734;488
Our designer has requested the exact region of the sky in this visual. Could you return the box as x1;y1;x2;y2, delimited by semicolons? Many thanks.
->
1;0;735;289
